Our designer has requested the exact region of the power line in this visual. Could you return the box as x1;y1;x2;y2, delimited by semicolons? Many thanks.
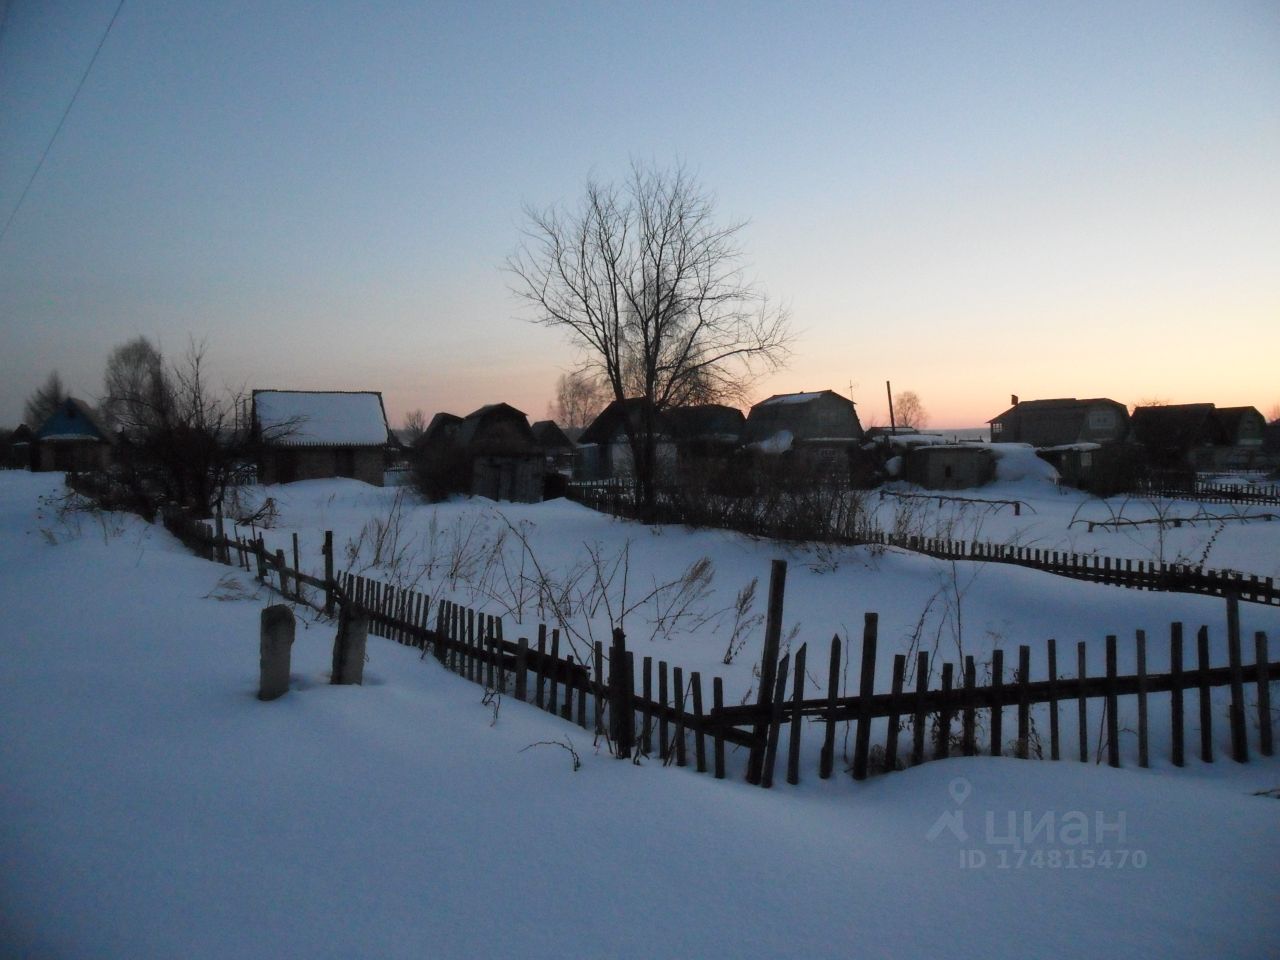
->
0;0;127;247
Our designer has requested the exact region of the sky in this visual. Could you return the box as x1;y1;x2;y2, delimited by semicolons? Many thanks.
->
0;0;1277;430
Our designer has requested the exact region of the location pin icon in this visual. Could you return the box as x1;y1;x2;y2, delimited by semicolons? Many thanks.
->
949;777;972;806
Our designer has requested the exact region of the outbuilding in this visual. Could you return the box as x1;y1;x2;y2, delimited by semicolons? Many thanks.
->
251;390;391;486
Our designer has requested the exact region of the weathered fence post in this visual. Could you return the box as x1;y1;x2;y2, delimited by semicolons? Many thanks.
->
1016;645;1031;758
331;607;368;685
747;559;787;785
323;531;335;617
1170;623;1185;767
1226;595;1249;763
1077;641;1089;762
886;654;906;769
609;629;633;759
1256;632;1273;757
258;604;295;701
1105;635;1120;767
760;653;790;788
712;676;726;780
1046;639;1060;761
852;612;878;780
785;645;806;784
990;648;1004;758
1197;626;1213;763
1136;630;1149;768
819;635;841;779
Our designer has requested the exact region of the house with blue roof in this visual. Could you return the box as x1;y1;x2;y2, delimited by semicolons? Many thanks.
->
34;398;114;472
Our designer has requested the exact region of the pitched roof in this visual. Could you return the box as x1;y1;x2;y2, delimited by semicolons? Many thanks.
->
1130;404;1218;448
988;397;1123;423
664;404;745;441
35;398;112;443
252;390;390;447
530;420;574;450
421;412;463;446
579;398;667;446
743;390;860;443
454;403;534;449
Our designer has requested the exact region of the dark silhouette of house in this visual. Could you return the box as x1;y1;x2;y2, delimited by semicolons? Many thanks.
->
988;397;1129;446
531;420;575;471
576;398;674;482
418;404;543;502
1131;403;1267;471
6;423;36;470
34;398;113;472
251;390;391;486
742;390;862;475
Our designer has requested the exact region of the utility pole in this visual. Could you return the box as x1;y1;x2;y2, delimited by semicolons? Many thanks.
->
886;380;897;435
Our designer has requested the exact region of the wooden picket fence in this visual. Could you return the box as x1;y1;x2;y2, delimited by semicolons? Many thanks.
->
567;483;1280;606
1137;479;1280;507
160;507;1278;789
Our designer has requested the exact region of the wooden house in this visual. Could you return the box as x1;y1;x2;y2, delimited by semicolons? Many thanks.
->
251;390;391;486
34;398;113;472
531;420;576;474
742;390;863;476
454;404;544;503
6;424;35;470
1131;403;1267;471
988;397;1129;446
576;399;676;482
416;404;544;502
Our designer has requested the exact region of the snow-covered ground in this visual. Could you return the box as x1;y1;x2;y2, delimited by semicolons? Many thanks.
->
2;470;1278;958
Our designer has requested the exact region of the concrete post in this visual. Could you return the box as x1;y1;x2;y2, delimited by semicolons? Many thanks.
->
258;604;295;701
331;608;368;685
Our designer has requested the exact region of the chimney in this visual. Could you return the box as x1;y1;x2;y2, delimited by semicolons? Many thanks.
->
1011;394;1019;406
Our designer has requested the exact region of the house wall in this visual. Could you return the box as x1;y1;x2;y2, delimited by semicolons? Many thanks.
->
261;447;384;486
37;441;110;473
471;455;542;503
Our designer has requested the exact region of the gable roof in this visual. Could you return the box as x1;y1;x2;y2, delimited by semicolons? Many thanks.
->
579;398;669;446
987;397;1128;446
530;420;574;450
988;397;1124;423
743;390;861;444
421;412;463;446
1130;403;1218;449
664;404;745;441
1212;406;1265;437
35;398;112;443
252;390;390;447
455;403;535;449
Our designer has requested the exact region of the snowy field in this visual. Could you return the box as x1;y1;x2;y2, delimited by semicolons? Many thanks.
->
2;469;1279;959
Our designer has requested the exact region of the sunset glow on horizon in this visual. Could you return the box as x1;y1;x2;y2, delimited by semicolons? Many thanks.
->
1;1;1276;431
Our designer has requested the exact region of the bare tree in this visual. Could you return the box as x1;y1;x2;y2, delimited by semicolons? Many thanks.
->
1267;402;1280;424
894;390;928;429
508;161;791;517
99;339;290;513
24;371;68;427
548;370;610;431
102;336;170;433
403;409;427;444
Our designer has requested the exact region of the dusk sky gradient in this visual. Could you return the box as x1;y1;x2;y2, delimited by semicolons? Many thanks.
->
1;1;1277;429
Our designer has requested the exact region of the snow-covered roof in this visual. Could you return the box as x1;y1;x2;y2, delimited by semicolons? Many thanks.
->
759;391;826;406
253;390;390;446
